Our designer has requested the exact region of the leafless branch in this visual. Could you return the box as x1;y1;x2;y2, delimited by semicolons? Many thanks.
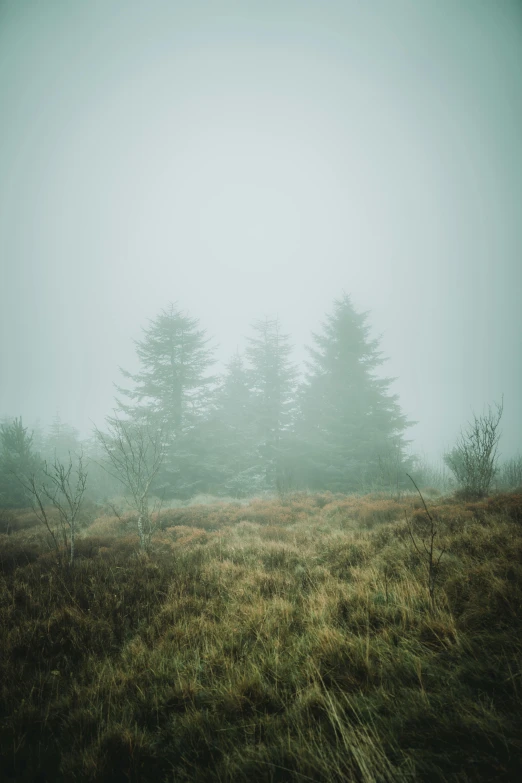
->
94;417;167;551
444;398;503;499
17;453;88;565
405;473;447;611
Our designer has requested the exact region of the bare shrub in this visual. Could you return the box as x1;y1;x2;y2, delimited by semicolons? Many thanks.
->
444;398;503;500
18;454;88;566
95;418;166;552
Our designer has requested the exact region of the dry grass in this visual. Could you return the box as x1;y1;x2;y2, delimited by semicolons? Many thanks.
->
0;492;521;781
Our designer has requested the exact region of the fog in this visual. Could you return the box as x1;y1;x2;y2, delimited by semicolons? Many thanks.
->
1;0;521;463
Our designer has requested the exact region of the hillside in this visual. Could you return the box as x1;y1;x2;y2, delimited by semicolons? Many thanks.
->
0;492;521;782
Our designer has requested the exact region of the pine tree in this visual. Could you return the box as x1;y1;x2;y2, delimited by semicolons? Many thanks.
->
297;295;412;492
201;352;263;496
44;414;81;463
116;304;215;431
114;304;216;497
0;417;42;507
246;317;298;490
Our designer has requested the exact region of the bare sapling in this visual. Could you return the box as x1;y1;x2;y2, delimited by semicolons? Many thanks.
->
95;417;166;552
21;453;88;566
405;473;447;611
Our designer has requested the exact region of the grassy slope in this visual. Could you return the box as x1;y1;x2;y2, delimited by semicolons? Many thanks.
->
0;492;521;782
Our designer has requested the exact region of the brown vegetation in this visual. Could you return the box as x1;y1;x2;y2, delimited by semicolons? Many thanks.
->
0;492;521;781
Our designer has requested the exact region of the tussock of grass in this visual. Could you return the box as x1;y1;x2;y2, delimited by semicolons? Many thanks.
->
0;492;521;781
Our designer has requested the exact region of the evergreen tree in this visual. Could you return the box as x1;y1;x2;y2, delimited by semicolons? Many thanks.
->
200;352;263;496
116;304;215;430
0;417;42;507
246;317;298;490
297;295;412;492
44;414;81;463
81;434;123;503
114;304;216;497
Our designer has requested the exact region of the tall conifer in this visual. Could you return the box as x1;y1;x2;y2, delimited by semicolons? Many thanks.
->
297;295;412;491
114;304;216;497
246;317;297;489
115;303;215;433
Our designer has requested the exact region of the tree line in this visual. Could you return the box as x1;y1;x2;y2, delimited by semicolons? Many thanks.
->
104;294;413;499
0;295;413;506
2;293;517;518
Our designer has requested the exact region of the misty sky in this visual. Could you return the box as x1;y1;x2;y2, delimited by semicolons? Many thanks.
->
0;0;521;463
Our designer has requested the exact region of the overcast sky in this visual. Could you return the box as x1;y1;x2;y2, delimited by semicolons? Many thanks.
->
0;0;521;462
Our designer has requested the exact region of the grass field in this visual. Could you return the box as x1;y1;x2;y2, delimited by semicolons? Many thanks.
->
0;491;521;782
